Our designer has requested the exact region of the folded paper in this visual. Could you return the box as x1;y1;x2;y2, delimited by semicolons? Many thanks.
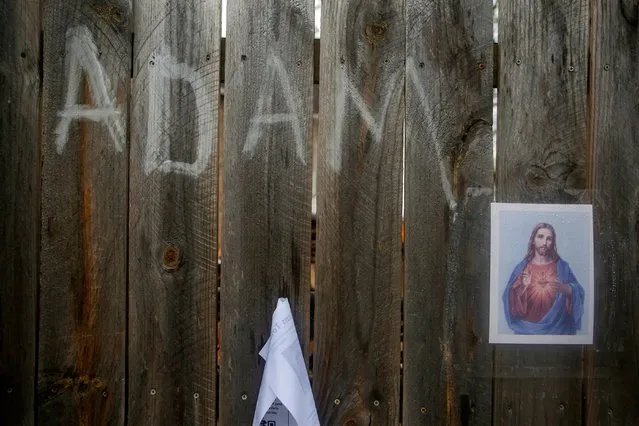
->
253;298;320;426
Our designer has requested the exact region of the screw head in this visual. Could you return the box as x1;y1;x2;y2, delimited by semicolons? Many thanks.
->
420;407;427;414
568;65;575;72
334;398;341;406
478;62;486;70
194;393;199;399
373;400;380;407
604;64;610;71
241;393;248;401
515;59;522;65
150;388;157;396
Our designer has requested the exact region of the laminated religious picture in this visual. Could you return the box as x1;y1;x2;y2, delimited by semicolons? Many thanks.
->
489;203;594;345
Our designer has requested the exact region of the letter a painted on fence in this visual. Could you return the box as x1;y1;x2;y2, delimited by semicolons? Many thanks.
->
55;26;126;154
243;53;306;164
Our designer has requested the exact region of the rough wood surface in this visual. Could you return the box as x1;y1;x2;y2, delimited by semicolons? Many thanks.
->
38;1;130;425
312;1;404;424
403;1;493;425
129;0;221;424
584;1;639;424
495;1;589;425
218;0;314;423
0;1;40;424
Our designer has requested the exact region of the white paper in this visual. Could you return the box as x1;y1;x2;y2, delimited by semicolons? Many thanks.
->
253;298;320;426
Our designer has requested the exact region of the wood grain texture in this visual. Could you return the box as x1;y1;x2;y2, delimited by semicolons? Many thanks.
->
218;0;314;423
312;0;404;424
584;1;639;424
495;1;589;425
403;1;493;425
129;0;220;424
38;1;130;424
0;0;40;424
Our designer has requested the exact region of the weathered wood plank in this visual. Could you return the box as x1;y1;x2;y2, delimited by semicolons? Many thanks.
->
494;1;589;424
403;1;493;425
312;1;404;424
584;1;639;424
218;0;314;423
129;0;221;424
38;1;130;424
0;1;40;424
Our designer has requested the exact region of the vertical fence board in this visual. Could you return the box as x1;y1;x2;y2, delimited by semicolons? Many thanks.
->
495;1;589;424
219;0;314;423
313;1;404;424
39;1;131;424
0;0;40;424
403;1;493;425
585;1;639;423
129;0;221;424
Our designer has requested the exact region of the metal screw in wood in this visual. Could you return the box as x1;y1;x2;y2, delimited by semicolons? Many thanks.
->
241;393;248;401
194;393;199;399
334;398;341;406
150;389;157;396
420;407;427;414
568;66;575;72
373;400;380;407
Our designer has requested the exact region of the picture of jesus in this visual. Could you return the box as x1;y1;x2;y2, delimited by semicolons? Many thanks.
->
489;203;594;345
503;223;585;335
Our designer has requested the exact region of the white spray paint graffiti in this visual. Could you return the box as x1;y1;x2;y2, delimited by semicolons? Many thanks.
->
145;46;214;176
243;53;306;164
328;66;402;172
466;186;493;198
55;26;125;154
406;57;457;212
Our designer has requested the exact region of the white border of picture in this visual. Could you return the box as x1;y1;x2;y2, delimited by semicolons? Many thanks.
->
489;203;594;345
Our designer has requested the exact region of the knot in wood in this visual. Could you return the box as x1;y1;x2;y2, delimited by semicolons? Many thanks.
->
162;246;181;271
94;3;125;28
365;20;388;45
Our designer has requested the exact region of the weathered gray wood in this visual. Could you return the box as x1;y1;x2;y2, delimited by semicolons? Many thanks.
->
0;1;40;424
38;2;130;424
218;0;314;423
584;1;639;424
403;1;493;425
312;1;404;424
495;1;589;424
129;0;221;424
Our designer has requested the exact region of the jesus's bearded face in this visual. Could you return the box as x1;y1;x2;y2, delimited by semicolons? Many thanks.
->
533;227;554;257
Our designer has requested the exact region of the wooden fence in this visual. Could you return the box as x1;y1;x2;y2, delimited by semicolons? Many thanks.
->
1;0;638;424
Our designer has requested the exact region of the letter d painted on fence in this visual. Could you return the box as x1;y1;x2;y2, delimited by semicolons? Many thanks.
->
145;47;214;177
